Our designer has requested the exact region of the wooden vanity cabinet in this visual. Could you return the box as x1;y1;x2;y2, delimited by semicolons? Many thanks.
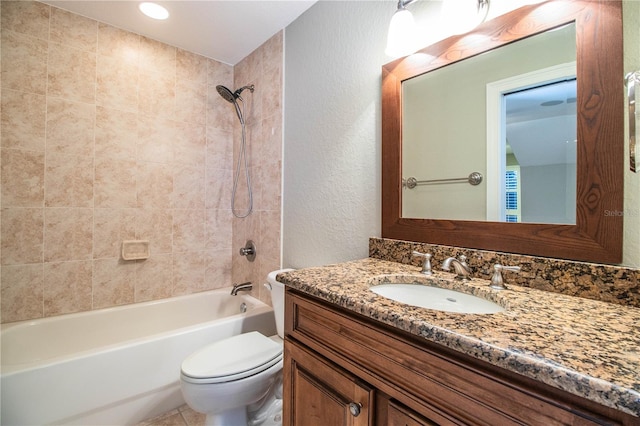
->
282;289;638;426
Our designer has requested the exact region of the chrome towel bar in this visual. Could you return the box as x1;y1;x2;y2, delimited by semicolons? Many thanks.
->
403;172;483;189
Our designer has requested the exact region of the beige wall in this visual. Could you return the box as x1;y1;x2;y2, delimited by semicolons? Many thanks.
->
0;1;283;323
232;33;284;304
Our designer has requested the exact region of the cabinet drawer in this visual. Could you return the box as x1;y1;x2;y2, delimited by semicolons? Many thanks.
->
286;290;624;426
388;400;438;426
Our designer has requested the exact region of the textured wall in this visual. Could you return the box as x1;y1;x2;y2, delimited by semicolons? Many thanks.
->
283;1;387;268
283;0;640;269
0;1;283;323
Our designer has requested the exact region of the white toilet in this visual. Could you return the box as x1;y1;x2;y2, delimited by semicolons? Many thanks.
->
180;269;292;426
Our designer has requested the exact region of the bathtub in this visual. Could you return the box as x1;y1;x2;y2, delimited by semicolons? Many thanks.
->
0;288;277;425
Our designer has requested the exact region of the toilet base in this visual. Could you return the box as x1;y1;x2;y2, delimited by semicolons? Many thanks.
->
205;407;247;426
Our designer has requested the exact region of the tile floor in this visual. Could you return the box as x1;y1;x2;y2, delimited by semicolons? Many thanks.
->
136;405;205;426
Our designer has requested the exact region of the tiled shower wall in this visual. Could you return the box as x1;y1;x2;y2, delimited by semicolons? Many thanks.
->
231;33;283;304
0;1;283;323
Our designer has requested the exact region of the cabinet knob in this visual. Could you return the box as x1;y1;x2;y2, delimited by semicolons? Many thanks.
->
349;402;362;417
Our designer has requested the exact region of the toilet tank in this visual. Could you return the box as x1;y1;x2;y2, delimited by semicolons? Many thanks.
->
266;269;293;338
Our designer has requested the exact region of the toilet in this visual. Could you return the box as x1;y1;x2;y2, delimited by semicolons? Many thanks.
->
180;269;292;426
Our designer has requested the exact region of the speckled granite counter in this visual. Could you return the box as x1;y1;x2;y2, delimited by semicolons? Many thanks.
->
277;258;640;417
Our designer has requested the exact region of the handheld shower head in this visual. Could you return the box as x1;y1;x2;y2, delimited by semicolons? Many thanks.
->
216;84;244;124
216;85;236;103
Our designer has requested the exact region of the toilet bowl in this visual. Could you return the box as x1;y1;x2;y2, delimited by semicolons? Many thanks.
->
180;269;292;426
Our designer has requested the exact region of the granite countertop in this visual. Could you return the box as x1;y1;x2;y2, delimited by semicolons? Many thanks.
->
278;258;640;417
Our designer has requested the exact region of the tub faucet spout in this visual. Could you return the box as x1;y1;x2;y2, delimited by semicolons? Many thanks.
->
231;282;253;295
441;255;471;280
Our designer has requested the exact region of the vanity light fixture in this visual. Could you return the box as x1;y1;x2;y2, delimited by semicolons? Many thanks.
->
386;0;490;58
385;0;420;58
139;2;169;20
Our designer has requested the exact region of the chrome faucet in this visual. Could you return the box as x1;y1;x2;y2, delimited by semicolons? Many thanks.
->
441;255;471;280
412;250;433;275
489;264;521;290
231;281;252;295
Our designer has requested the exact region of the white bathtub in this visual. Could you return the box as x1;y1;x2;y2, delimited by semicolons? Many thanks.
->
0;288;277;425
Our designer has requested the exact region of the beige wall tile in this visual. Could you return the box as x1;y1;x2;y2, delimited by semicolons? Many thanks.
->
1;263;44;322
136;162;173;209
94;208;137;259
47;42;97;103
0;3;285;321
43;260;92;316
1;1;50;39
94;157;137;208
95;106;138;160
260;114;284;160
135;253;172;302
172;251;206;295
49;7;97;52
206;208;233;251
173;209;205;253
97;23;140;63
257;160;282;212
138;71;175;118
44;208;93;262
46;98;95;158
205;249;232;289
206;126;233;169
259;210;281;259
1;30;48;94
139;36;176;76
207;58;233;88
173;163;205;209
174;122;206;166
261;64;283;120
1;208;43;265
45;152;94;207
175;82;206;125
135;209;173;254
1;148;45;207
1;89;46;151
137;116;175;163
205;168;232;210
177;49;208;86
93;258;135;308
96;55;139;112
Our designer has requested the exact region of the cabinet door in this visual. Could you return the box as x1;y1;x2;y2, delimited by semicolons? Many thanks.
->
284;340;374;426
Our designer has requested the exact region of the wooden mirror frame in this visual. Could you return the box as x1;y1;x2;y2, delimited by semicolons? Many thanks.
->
382;0;623;264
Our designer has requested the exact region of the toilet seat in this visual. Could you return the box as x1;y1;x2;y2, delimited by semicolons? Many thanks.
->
181;332;283;384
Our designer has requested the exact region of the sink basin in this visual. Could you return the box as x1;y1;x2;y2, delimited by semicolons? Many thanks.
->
370;284;504;314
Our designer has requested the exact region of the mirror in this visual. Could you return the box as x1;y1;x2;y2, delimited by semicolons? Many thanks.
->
402;23;577;224
382;0;623;263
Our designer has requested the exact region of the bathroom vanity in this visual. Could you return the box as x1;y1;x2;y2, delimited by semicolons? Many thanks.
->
280;259;640;425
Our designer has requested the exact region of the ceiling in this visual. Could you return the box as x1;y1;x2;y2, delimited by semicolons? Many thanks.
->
42;1;317;65
505;80;577;167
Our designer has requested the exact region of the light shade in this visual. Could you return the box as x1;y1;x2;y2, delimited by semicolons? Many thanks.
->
442;0;489;35
385;8;420;58
139;2;169;20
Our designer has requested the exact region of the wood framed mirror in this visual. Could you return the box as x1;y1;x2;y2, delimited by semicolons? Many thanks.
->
381;0;623;263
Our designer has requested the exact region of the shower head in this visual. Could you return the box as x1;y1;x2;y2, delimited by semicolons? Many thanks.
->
216;85;236;103
216;85;255;102
216;84;255;124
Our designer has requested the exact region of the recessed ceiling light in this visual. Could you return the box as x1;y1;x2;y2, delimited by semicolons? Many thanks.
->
139;2;169;20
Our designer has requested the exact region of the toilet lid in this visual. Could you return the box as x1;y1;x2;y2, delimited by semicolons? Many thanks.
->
181;332;283;384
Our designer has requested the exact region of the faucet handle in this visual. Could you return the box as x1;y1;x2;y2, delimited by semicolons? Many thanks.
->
490;264;520;290
412;250;433;275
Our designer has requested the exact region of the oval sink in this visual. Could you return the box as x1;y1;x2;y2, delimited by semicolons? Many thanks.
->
370;283;504;314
